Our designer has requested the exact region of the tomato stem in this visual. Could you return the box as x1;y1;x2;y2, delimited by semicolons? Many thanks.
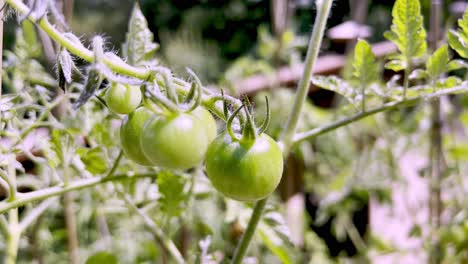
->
227;104;244;141
257;96;270;135
241;105;257;143
278;0;333;154
185;69;203;112
230;198;268;264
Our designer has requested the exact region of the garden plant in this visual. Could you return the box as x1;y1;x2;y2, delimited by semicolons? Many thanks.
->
0;0;467;263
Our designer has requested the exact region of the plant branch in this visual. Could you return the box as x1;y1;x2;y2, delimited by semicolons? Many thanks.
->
292;84;468;145
429;1;443;263
118;190;186;264
0;168;16;201
18;197;57;232
0;214;9;235
0;173;156;214
279;0;333;153
230;198;268;264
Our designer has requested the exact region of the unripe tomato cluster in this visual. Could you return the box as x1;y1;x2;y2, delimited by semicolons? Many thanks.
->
105;80;283;201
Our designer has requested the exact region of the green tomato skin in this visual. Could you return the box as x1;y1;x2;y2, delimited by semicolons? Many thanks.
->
105;83;142;114
120;108;155;166
192;107;217;143
140;113;210;170
205;133;284;202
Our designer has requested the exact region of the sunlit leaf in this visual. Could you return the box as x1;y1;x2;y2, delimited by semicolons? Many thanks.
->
122;3;159;67
312;76;359;106
426;45;449;78
448;9;468;59
352;39;378;87
384;0;427;70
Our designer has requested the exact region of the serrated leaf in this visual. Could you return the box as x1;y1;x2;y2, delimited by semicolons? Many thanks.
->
122;3;159;67
312;76;359;106
157;171;188;217
448;9;468;59
72;66;104;110
447;59;468;71
57;49;74;91
85;252;118;264
77;147;108;174
384;59;406;71
384;0;427;70
426;45;449;78
352;39;378;87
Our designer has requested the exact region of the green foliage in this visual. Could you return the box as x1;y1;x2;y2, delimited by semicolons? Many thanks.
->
352;39;378;87
312;76;359;106
384;0;427;71
156;171;189;217
77;147;108;174
448;9;468;59
426;45;449;79
122;3;159;67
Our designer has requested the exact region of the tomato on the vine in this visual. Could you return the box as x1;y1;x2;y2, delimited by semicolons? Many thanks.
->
140;112;210;170
205;99;283;202
120;107;154;166
105;83;142;114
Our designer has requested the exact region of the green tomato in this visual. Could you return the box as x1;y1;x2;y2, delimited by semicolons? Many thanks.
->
140;112;210;170
105;83;142;114
120;107;154;166
192;107;217;143
205;133;283;201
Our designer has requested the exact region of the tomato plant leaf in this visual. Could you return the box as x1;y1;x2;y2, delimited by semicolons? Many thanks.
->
312;76;359;106
447;59;468;72
384;0;427;70
77;147;108;175
57;49;74;90
426;45;449;79
352;39;377;87
122;3;159;67
72;66;104;110
448;9;468;59
157;171;188;217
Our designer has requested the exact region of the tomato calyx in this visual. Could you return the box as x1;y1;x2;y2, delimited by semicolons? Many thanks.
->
225;96;271;147
144;68;204;116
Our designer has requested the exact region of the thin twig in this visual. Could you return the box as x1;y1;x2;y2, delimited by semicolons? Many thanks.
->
118;190;186;264
18;197;57;231
292;84;468;145
0;173;156;214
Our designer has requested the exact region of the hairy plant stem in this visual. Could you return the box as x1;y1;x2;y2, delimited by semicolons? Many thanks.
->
107;151;185;264
429;1;443;263
231;1;333;263
0;173;155;214
5;160;19;264
279;0;333;153
292;84;468;144
230;198;268;264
